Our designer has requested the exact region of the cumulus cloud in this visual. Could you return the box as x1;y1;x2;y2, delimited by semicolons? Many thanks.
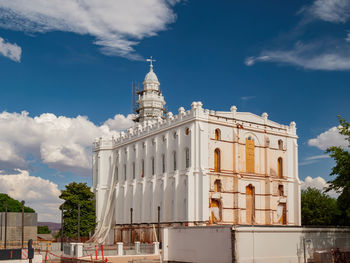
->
0;170;62;222
301;176;339;198
0;0;179;59
308;126;348;150
0;111;134;176
245;0;350;71
0;37;21;62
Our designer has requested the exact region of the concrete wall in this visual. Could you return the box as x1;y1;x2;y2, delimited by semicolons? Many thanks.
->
0;213;37;242
162;225;350;263
163;226;233;263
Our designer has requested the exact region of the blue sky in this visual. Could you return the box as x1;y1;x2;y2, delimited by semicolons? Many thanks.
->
0;0;349;221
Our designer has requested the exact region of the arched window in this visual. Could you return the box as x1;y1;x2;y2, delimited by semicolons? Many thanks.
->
246;137;255;173
152;157;155;175
185;128;190;135
278;157;283;179
132;162;135;179
278;140;283;150
162;154;166;173
214;179;222;192
246;184;255;224
185;148;190;168
215;129;221;140
214;148;221;172
141;159;144;178
173;151;177;171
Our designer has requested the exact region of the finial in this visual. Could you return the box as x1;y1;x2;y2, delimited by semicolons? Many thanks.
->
146;56;156;71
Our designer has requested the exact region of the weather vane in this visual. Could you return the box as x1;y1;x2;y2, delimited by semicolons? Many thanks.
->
146;56;156;68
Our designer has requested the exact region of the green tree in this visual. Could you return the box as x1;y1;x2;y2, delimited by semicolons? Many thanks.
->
38;225;51;234
59;182;95;238
0;193;35;213
326;116;350;225
301;187;339;226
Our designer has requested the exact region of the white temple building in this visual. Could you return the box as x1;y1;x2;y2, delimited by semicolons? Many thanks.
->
92;61;301;244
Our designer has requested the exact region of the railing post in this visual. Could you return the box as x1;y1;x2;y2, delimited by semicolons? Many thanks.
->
61;205;64;251
4;203;7;249
78;203;81;243
130;208;133;245
21;200;25;248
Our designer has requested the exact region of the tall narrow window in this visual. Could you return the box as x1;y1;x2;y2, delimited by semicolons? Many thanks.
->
278;140;283;150
141;159;144;178
278;157;283;179
132;162;135;179
214;148;221;172
185;148;190;168
173;151;177;171
116;166;118;181
278;185;284;196
246;184;255;224
162;154;165;173
152;157;155;175
215;129;221;140
124;164;127;181
214;179;222;192
246;137;255;173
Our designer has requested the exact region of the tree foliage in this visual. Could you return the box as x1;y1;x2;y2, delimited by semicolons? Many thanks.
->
59;182;95;238
301;187;339;226
0;193;35;213
38;225;51;234
326;116;350;225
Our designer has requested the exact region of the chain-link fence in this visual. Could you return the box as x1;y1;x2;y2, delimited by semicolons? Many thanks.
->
302;237;350;263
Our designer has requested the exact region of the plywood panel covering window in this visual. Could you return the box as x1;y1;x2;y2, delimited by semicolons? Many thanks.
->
246;138;255;173
246;185;255;224
214;148;221;172
215;129;221;140
278;157;283;179
210;199;221;223
214;179;222;192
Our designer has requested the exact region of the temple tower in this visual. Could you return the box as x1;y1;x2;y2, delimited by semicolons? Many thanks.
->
135;57;166;122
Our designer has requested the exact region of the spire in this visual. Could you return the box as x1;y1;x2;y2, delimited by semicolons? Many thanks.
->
146;56;156;71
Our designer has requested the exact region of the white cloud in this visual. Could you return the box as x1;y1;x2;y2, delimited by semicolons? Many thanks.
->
245;41;350;71
0;37;21;62
305;154;330;160
240;96;256;101
0;169;62;222
308;0;350;23
301;176;339;198
104;114;135;131
0;111;134;176
245;0;350;71
308;126;348;150
0;0;179;59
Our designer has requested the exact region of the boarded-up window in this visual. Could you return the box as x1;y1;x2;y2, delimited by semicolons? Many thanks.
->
277;203;287;225
215;129;221;140
246;185;255;224
246;138;255;173
278;158;283;179
210;199;221;223
214;179;222;192
214;148;221;172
